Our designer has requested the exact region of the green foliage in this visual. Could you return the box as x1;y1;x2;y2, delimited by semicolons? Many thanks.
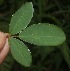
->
53;52;63;71
33;46;55;61
0;0;70;71
8;2;66;67
19;24;66;46
9;2;34;34
58;42;70;68
9;38;32;67
0;0;4;5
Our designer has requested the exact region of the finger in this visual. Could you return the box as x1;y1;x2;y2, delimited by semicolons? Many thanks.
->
0;32;6;51
0;38;9;64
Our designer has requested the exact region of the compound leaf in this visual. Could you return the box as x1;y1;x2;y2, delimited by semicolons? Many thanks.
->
19;23;66;46
9;38;32;67
9;2;34;34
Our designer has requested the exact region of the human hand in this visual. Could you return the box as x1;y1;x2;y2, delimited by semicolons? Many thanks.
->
0;32;9;64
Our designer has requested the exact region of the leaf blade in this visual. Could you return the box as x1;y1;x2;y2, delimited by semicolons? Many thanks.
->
58;42;70;68
9;2;34;34
9;38;32;67
19;23;66;46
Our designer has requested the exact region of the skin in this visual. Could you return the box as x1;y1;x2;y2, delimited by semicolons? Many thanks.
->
0;32;6;51
0;32;9;64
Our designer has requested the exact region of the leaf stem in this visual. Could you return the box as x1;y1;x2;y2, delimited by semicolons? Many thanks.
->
11;35;19;38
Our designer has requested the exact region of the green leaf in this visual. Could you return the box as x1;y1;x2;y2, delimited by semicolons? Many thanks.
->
9;38;32;67
19;23;66;46
0;0;4;5
35;46;55;61
53;52;63;71
9;2;34;34
58;42;70;68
